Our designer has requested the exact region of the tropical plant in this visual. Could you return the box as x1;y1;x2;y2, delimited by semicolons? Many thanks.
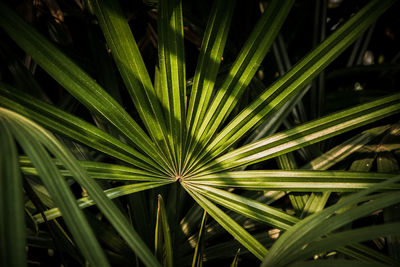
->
0;0;399;266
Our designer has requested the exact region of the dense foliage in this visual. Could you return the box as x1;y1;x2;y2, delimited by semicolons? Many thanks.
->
0;0;400;266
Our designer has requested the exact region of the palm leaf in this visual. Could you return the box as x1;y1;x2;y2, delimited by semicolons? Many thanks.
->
0;119;27;267
185;0;295;172
1;107;110;266
183;183;268;260
33;181;170;224
0;83;162;173
191;211;207;267
185;0;236;164
1;107;161;267
189;0;395;171
262;175;400;266
155;195;173;267
157;0;186;172
19;156;167;181
0;2;170;174
201;93;400;173
91;0;174;172
187;170;399;192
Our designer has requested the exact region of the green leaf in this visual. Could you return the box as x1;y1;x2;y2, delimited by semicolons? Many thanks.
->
245;85;310;146
158;0;186;172
300;192;330;218
33;181;170;224
262;174;400;266
201;93;400;173
190;0;395;170
0;2;170;175
276;152;308;214
302;124;390;170
187;181;399;264
185;183;297;230
155;195;173;267
298;125;389;220
187;170;399;192
91;0;174;172
1;108;110;267
186;0;295;172
192;211;207;267
1;107;161;267
294;222;400;263
0;83;163;173
230;249;241;267
0;119;27;267
185;0;236;167
20;156;168;181
183;183;268;260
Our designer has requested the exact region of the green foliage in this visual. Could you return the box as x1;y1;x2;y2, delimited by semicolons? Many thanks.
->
0;0;399;266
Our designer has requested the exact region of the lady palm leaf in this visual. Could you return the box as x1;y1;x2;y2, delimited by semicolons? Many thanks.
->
183;183;268;260
0;119;26;267
262;175;400;266
186;170;400;191
0;107;161;266
185;0;236;158
0;108;110;266
187;0;396;172
201;93;400;173
0;0;399;265
32;181;171;224
185;0;295;173
156;0;186;173
0;83;161;173
91;0;175;174
0;2;171;175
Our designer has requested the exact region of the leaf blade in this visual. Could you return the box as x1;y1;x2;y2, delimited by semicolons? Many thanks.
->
187;170;399;192
185;0;236;166
193;0;396;168
186;0;295;172
91;0;174;173
0;83;163;173
158;0;187;172
1;108;110;267
202;94;400;173
183;183;268;260
0;3;170;174
0;119;27;267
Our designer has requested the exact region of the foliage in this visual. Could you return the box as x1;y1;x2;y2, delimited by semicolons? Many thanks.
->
0;0;400;266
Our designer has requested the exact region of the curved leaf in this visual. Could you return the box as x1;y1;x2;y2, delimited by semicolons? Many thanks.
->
0;83;163;173
0;3;171;175
155;195;173;267
0;120;26;267
262;174;400;266
1;107;161;267
1;108;110;267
